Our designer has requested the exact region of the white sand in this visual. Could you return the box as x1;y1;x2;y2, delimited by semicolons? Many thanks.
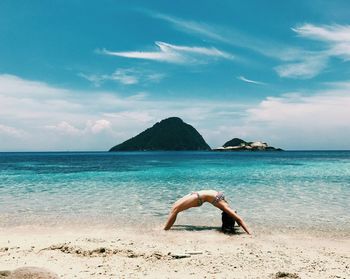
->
0;225;349;278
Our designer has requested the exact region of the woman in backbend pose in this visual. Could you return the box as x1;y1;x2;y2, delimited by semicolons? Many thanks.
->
164;190;251;235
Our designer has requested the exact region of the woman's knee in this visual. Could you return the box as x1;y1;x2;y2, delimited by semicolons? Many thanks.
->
171;205;180;215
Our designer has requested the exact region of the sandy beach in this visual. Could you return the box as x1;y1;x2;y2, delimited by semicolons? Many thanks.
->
2;0;350;277
0;225;349;279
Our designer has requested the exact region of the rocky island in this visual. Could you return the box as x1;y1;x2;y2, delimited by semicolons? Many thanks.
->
109;117;211;151
213;138;283;151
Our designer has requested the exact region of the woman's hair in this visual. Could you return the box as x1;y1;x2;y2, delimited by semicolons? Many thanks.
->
221;211;236;233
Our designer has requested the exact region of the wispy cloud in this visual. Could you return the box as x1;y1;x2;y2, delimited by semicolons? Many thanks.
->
293;23;350;60
274;54;328;79
99;41;233;64
152;13;227;43
149;11;303;62
149;12;350;79
274;24;350;79
79;69;138;86
79;68;165;87
106;69;139;85
293;24;350;43
151;12;326;79
237;76;266;85
79;73;105;87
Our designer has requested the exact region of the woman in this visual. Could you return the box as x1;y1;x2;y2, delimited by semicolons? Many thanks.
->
164;190;251;235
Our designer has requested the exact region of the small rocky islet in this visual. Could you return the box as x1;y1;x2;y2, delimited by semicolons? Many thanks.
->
213;137;283;151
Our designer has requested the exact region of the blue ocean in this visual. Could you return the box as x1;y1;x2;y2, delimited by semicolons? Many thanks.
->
0;151;349;235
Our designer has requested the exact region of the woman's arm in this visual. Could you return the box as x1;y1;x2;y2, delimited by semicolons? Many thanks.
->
216;202;252;235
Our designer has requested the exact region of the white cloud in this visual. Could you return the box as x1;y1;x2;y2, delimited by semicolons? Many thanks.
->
79;70;138;87
293;23;350;61
330;42;350;61
100;41;233;64
87;119;111;134
78;73;105;87
1;74;350;150
103;111;154;123
79;68;165;87
273;24;350;79
111;70;138;85
0;74;70;98
0;124;27;138
0;74;144;150
152;13;226;43
125;92;148;101
233;85;350;149
274;55;328;79
146;73;164;82
45;121;82;136
292;24;350;43
237;76;266;85
46;119;112;136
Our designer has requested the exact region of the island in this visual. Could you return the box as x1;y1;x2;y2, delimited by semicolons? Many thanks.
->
109;117;211;151
213;138;283;151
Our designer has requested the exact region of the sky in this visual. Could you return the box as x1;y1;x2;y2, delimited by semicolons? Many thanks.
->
1;0;350;151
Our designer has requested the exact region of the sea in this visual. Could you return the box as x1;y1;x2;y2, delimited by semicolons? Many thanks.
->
0;151;349;235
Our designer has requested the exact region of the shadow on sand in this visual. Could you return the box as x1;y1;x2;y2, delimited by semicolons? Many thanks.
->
172;225;220;231
172;225;244;235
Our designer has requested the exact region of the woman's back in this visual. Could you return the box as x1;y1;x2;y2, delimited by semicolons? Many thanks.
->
197;189;219;203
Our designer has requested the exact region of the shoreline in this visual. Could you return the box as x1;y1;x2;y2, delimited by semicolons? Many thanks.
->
1;225;349;278
1;215;350;239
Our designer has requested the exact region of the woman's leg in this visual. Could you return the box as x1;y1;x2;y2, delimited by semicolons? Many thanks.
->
163;207;179;230
163;193;198;230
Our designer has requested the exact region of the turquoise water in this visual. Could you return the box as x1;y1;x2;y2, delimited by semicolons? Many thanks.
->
0;151;349;234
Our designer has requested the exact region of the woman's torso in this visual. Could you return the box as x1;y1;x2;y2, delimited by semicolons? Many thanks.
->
197;190;220;204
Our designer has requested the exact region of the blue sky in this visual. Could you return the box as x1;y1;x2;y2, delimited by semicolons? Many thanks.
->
1;0;350;151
